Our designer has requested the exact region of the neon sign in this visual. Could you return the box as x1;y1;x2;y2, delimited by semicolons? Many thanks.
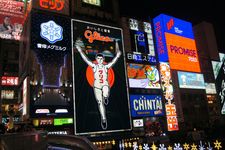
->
1;76;18;86
84;30;113;43
40;0;64;11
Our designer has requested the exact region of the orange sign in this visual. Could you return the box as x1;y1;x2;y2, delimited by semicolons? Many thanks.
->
40;0;64;11
167;116;179;131
165;32;201;72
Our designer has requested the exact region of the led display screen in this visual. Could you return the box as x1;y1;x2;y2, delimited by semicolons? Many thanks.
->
30;11;73;118
32;0;70;15
130;95;164;117
127;63;160;89
72;19;131;135
165;33;200;72
178;71;205;89
0;0;24;40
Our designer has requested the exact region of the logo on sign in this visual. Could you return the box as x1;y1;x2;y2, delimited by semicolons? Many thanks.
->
40;0;64;11
40;20;63;44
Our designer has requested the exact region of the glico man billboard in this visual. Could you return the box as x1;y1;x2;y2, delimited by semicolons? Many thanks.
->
72;19;131;135
153;14;200;72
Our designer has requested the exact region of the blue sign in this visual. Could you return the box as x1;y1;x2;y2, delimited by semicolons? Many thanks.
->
158;14;194;39
153;15;168;62
130;95;164;117
178;71;205;89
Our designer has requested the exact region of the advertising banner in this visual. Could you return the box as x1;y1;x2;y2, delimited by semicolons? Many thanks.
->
72;19;131;134
127;63;160;89
165;33;200;72
29;11;73;118
215;54;225;114
153;16;168;62
130;95;164;117
129;18;155;56
153;14;200;73
32;0;70;15
157;14;194;39
0;0;24;40
212;53;225;79
177;71;205;89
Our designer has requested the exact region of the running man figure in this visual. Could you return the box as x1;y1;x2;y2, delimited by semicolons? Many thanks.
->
75;39;121;130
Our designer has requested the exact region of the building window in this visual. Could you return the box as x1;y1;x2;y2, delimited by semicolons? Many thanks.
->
82;0;101;6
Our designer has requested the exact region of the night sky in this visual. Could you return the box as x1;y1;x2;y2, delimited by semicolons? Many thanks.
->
119;0;225;53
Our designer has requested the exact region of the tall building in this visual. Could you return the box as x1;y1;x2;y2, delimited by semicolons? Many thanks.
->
193;21;222;125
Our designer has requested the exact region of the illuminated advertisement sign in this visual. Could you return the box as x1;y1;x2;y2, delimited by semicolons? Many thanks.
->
130;95;164;117
127;63;160;89
72;19;131;135
129;19;155;56
32;0;70;15
159;62;179;131
30;11;73;117
153;14;200;72
82;0;101;6
153;16;168;62
133;119;144;128
215;53;225;114
22;77;28;116
1;76;18;86
1;90;14;99
126;52;156;64
54;118;73;126
0;0;24;40
178;71;205;89
156;14;194;38
205;83;217;94
212;53;225;79
165;33;200;72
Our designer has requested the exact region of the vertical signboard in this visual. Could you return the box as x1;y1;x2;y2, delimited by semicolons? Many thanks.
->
215;53;225;114
72;19;131;135
30;11;73;118
159;62;179;131
0;0;24;40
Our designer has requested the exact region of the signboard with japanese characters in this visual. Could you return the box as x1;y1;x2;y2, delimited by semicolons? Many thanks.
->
32;0;70;15
0;0;24;40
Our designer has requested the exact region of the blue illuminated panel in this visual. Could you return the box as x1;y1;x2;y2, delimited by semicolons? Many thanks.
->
153;16;168;62
160;14;194;39
130;95;164;117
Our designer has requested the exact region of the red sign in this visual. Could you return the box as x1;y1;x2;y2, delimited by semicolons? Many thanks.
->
32;0;69;15
40;0;64;11
1;76;19;86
